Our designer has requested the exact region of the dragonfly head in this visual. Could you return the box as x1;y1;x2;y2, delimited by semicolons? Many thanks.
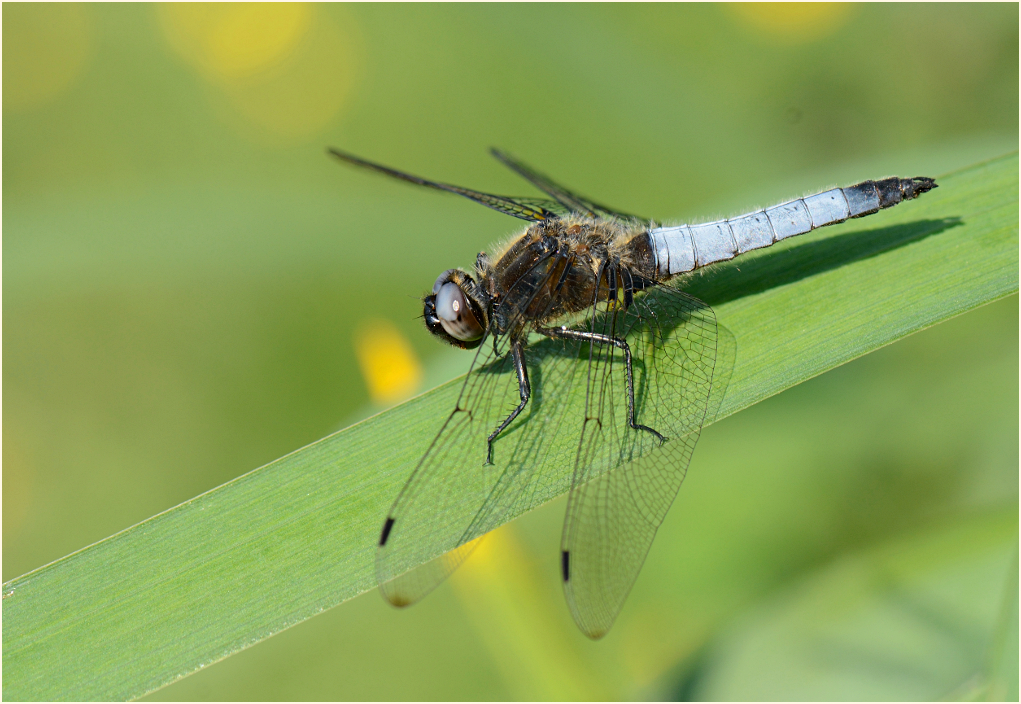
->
424;268;487;349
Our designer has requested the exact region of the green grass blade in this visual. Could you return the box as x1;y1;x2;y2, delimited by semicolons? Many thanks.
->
3;153;1017;701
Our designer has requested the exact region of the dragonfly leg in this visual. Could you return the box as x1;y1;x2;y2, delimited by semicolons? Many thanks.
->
538;326;666;443
485;338;531;465
621;267;635;308
485;245;574;464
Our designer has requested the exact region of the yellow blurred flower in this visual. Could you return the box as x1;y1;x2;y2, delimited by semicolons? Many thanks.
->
354;319;423;406
450;525;601;700
729;3;853;44
157;3;360;143
158;3;311;81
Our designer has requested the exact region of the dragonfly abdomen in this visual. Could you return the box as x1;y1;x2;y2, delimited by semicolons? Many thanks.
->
647;176;936;278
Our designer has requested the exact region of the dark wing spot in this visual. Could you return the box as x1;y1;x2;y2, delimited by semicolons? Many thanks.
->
380;517;395;546
561;550;570;582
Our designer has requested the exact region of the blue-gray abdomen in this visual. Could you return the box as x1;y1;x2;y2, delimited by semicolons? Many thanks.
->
648;176;936;278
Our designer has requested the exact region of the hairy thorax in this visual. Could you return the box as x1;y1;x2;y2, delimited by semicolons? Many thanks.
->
479;216;656;337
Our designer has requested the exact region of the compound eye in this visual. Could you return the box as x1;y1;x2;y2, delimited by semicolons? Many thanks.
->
435;282;483;341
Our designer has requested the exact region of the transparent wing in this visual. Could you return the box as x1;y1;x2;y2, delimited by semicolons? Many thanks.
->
490;148;651;223
376;251;581;605
329;148;562;222
378;261;718;621
560;281;718;638
375;332;518;606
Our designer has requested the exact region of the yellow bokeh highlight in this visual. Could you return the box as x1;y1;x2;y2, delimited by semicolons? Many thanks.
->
157;3;359;142
3;3;93;111
450;525;602;699
157;3;310;81
729;3;853;44
354;319;424;405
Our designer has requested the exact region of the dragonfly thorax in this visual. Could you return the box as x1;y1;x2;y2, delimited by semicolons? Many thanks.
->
477;217;657;338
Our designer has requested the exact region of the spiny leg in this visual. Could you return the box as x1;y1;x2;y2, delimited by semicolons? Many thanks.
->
485;245;575;464
486;338;530;465
537;326;666;444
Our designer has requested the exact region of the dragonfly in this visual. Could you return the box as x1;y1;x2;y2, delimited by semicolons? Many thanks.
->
330;147;936;638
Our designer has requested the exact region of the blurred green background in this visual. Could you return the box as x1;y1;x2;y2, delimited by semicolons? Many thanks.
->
4;3;1017;700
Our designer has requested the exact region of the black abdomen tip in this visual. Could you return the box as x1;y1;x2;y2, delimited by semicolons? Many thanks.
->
380;517;395;546
561;550;570;582
877;176;937;209
903;176;937;199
